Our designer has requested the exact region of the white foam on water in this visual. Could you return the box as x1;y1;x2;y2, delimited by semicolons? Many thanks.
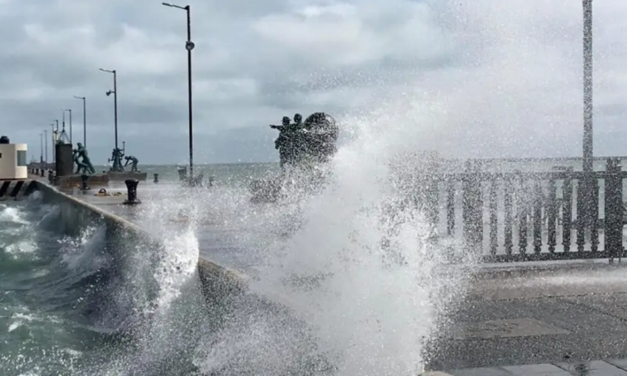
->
8;312;37;333
0;205;29;225
5;240;37;256
58;225;108;272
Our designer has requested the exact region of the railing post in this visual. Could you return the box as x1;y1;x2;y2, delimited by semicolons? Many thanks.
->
446;181;455;236
423;174;439;226
604;158;623;260
462;161;483;252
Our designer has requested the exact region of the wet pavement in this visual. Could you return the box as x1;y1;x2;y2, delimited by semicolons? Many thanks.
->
427;264;627;372
438;358;627;375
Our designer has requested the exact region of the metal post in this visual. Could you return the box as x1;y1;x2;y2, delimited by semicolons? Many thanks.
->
162;2;194;181
186;6;194;180
583;0;593;173
113;70;118;150
39;133;43;164
581;0;595;232
74;96;86;147
44;129;48;164
83;98;86;147
100;68;118;150
68;109;72;144
50;124;55;165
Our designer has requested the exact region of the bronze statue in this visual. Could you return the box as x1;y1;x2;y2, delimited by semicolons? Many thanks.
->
109;148;125;172
269;112;338;168
124;155;139;172
73;143;96;174
270;116;293;167
251;111;340;203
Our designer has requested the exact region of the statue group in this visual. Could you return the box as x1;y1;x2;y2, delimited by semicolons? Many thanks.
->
73;143;95;174
270;112;339;168
72;144;140;175
109;147;139;173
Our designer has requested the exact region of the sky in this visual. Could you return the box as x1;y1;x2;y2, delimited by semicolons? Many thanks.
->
3;0;627;165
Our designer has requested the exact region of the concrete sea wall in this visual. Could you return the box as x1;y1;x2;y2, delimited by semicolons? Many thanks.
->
32;180;248;308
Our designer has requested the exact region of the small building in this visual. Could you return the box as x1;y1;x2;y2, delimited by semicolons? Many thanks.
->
0;136;27;180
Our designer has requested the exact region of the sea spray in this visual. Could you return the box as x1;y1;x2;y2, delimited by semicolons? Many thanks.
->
182;96;476;375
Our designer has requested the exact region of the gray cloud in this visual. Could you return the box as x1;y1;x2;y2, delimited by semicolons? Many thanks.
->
4;0;627;164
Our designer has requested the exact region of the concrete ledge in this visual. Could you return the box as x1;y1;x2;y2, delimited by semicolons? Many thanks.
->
32;179;251;304
0;179;38;200
419;372;453;376
55;174;110;189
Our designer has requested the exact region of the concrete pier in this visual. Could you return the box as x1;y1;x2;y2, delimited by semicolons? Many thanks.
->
25;173;627;374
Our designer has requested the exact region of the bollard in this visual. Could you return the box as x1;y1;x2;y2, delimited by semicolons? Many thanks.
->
153;173;159;183
123;179;141;205
40;168;44;177
80;174;90;191
48;170;53;183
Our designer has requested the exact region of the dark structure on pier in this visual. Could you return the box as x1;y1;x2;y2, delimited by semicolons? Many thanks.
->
250;112;339;203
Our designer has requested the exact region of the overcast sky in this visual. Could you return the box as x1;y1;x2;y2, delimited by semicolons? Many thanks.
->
4;0;627;165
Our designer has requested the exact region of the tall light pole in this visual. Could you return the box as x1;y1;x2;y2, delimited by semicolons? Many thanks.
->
64;109;73;144
99;68;118;150
44;129;48;164
74;96;87;147
39;133;43;164
162;2;195;180
50;123;57;164
582;0;593;173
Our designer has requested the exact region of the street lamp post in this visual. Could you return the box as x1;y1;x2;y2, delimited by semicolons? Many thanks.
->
44;129;48;165
99;68;118;150
74;96;87;147
579;0;596;238
583;0;593;173
50;122;57;164
162;2;195;180
64;109;73;144
39;133;43;164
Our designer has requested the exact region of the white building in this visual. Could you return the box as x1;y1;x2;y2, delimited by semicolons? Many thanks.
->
0;143;27;180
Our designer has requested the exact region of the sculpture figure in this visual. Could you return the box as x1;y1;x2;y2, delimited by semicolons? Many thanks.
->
73;143;96;174
109;148;125;172
301;112;338;163
270;116;293;167
124;155;139;172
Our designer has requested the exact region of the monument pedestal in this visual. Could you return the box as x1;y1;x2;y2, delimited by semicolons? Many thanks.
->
55;174;110;188
107;171;147;182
